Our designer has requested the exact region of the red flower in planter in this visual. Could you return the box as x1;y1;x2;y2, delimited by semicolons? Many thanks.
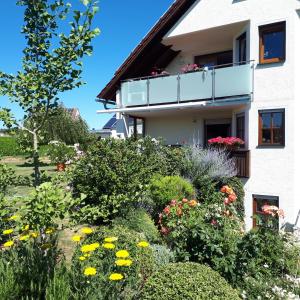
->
208;136;244;147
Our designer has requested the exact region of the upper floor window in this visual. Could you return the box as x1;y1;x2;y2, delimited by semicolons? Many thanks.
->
259;21;286;64
258;109;285;146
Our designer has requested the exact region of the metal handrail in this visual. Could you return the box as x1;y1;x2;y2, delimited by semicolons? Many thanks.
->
121;60;255;83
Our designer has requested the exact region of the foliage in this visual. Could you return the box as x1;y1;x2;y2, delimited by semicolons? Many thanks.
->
21;181;75;231
17;104;94;151
148;175;195;214
47;141;76;164
159;198;243;281
70;137;185;223
150;244;175;266
141;262;241;300
113;208;161;243
0;163;17;196
70;225;155;299
0;136;23;156
0;0;99;185
184;145;237;181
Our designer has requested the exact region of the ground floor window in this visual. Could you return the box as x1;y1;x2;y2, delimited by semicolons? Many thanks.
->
128;116;145;139
253;195;279;229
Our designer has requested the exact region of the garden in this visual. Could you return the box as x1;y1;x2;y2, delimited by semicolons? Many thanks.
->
0;137;300;300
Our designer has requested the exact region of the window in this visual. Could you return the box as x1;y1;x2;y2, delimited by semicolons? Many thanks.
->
259;22;286;64
237;32;247;63
253;195;279;229
236;113;245;145
129;116;145;139
258;109;285;146
194;51;233;69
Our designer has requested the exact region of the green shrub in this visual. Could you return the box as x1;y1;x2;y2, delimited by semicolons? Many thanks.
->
71;137;185;223
0;259;20;300
71;225;155;299
150;244;175;266
0;136;23;156
113;208;161;243
141;262;241;300
148;175;195;213
0;163;16;196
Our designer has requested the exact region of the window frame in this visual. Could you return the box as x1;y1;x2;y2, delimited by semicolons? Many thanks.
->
129;116;145;139
258;109;285;147
252;195;279;229
236;112;245;147
259;21;286;64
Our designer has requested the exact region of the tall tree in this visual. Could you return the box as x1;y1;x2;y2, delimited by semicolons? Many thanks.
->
0;0;99;186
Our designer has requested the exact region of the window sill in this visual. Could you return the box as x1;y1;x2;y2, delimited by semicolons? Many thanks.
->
256;144;285;149
257;60;285;66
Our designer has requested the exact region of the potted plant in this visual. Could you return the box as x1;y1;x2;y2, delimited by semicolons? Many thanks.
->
208;136;245;150
47;141;76;171
181;63;200;73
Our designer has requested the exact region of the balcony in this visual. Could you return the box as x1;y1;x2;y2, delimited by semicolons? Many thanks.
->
121;62;253;108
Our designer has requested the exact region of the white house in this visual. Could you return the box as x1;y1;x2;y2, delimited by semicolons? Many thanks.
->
97;0;300;230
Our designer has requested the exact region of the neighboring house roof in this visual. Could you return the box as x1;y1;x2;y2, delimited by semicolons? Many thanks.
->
102;114;117;130
97;0;197;101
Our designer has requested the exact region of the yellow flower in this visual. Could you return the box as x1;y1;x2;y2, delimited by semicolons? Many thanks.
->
30;232;39;238
23;225;30;231
84;267;97;276
8;215;19;221
103;243;115;249
137;241;149;248
115;259;133;267
116;250;129;258
72;235;82;242
3;229;13;235
81;243;99;253
41;243;52;250
109;273;124;281
104;237;118;243
19;235;30;241
3;240;14;247
79;256;86;261
84;253;91;258
81;227;93;235
45;228;54;234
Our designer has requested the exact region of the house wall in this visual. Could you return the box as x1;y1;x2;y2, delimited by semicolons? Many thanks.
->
162;0;300;229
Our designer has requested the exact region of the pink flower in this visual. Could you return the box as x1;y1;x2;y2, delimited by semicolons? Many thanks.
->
182;198;189;203
228;193;237;202
161;226;170;235
211;219;217;226
224;197;230;205
277;209;284;218
170;199;177;207
163;206;170;216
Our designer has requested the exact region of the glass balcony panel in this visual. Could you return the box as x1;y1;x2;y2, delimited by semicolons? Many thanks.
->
121;80;148;107
215;64;252;98
180;70;213;101
149;75;178;104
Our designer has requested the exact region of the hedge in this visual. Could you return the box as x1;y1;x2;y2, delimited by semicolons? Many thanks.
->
0;137;23;156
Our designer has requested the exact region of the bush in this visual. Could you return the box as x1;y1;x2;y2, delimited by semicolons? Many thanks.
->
113;208;161;243
71;225;155;299
141;262;241;300
159;199;243;281
150;244;175;266
0;163;16;196
71;137;185;223
0;136;23;156
148;175;195;213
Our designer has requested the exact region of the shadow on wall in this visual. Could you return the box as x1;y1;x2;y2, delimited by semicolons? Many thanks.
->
232;0;247;3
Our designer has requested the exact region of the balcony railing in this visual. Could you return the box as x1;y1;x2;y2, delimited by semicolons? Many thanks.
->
230;149;250;178
121;62;254;107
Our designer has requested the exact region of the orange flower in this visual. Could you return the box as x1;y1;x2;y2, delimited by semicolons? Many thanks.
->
220;186;228;193
228;193;237;202
188;200;197;207
182;198;189;203
176;208;183;216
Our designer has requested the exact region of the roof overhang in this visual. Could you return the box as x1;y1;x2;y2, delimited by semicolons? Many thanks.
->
97;0;197;101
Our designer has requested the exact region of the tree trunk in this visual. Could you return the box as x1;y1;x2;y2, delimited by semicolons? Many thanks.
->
33;131;41;187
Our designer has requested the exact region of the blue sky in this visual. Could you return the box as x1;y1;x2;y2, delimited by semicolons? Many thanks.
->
0;0;173;129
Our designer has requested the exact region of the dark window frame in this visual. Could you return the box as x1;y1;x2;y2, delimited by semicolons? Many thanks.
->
129;116;145;139
259;21;286;64
236;112;245;147
253;195;279;229
237;32;247;64
258;109;285;147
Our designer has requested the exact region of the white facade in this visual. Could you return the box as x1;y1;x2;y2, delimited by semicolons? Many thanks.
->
98;0;300;230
